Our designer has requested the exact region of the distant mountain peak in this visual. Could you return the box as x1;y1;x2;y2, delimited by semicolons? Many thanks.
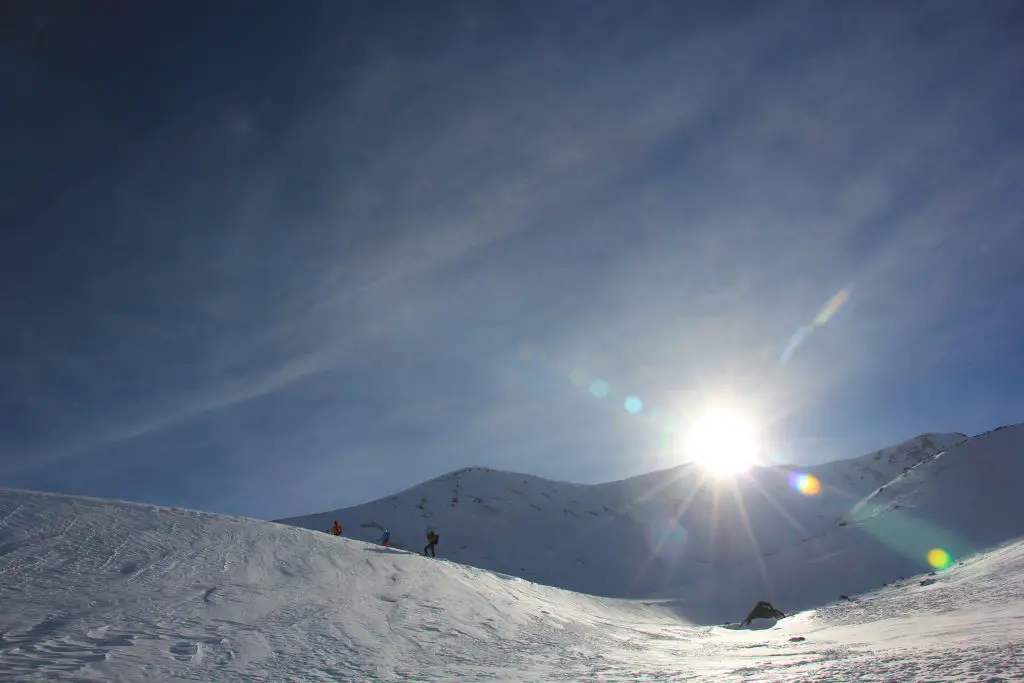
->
275;427;1022;598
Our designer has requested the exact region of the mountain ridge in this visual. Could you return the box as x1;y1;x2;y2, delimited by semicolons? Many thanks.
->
275;430;977;597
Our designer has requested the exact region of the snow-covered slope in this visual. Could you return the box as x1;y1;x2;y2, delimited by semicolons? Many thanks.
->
1;487;1022;682
844;425;1023;553
277;432;972;597
801;432;968;495
665;425;1022;623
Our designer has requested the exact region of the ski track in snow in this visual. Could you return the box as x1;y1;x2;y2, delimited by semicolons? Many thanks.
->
0;426;1022;681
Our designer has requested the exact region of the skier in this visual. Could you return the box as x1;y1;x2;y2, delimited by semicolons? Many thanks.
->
740;600;786;626
328;520;342;536
378;528;391;547
424;530;439;557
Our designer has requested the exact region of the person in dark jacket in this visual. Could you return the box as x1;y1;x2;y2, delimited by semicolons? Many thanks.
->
741;601;786;626
328;520;342;536
424;530;439;557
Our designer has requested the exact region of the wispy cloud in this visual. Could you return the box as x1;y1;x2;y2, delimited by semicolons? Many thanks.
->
1;350;338;475
3;2;1023;514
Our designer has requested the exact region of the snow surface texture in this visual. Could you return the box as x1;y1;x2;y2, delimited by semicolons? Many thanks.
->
2;427;1022;681
279;432;970;600
0;488;1022;681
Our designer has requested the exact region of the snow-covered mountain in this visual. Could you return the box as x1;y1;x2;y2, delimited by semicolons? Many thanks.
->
844;425;1023;552
2;475;1023;681
276;432;971;597
664;426;1019;624
800;432;968;494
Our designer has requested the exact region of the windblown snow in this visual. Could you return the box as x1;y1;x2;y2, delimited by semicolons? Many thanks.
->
1;427;1022;681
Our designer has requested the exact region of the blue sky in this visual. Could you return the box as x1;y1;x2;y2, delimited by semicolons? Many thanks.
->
2;1;1023;520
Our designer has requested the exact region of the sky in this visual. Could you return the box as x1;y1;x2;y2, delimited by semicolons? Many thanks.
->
1;1;1023;520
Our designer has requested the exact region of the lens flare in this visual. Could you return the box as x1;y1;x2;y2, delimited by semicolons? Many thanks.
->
657;423;679;457
569;368;589;388
814;289;850;326
788;472;822;496
685;408;759;475
516;343;539;361
643;515;691;563
927;547;953;570
781;288;851;363
588;378;610;398
624;396;643;413
781;325;814;364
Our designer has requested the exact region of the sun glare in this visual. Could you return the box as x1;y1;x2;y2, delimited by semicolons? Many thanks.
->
685;408;759;475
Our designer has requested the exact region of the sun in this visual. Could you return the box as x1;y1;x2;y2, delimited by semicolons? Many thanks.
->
684;407;760;475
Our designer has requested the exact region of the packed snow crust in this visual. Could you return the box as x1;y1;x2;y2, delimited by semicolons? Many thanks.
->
2;426;1022;681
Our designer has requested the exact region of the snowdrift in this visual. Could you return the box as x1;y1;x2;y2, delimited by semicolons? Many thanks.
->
0;488;677;681
2;485;1023;681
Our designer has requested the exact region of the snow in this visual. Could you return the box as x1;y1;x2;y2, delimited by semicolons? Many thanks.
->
1;427;1022;681
276;432;970;598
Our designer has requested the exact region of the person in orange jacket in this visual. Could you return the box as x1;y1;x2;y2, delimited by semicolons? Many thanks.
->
328;520;342;536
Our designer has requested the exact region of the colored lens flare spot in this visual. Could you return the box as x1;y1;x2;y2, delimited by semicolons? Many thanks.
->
788;472;822;496
814;288;850;326
569;368;589;388
589;378;610;398
624;396;643;413
927;548;953;570
657;424;677;451
516;343;539;361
